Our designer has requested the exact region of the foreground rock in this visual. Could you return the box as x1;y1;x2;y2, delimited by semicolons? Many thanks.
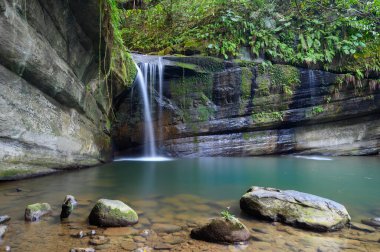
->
240;186;351;231
0;225;7;238
190;217;250;244
361;217;380;227
89;199;138;227
0;215;10;224
60;195;77;219
25;203;52;222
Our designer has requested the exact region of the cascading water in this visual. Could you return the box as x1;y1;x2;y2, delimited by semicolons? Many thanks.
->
308;70;317;106
126;56;166;161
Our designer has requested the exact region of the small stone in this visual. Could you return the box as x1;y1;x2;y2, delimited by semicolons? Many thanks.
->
151;223;182;234
361;217;380;227
5;246;11;252
89;235;110;246
88;230;96;236
133;236;146;243
0;226;7;238
0;216;10;224
120;241;137;251
71;231;85;239
24;203;52;222
70;248;95;252
135;247;152;252
140;229;154;238
350;222;376;233
60;195;77;219
153;243;172;250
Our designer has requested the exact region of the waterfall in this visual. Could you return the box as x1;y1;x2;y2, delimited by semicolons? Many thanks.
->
158;57;164;145
133;56;165;158
135;63;157;157
308;70;317;106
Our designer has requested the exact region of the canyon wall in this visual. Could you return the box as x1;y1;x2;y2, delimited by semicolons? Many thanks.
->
0;0;113;179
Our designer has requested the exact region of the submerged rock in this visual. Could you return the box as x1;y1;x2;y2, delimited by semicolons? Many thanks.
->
89;199;138;227
89;235;110;246
350;222;376;233
190;217;250;244
24;203;52;222
240;186;351;231
60;195;77;219
0;215;10;224
151;223;182;234
70;248;95;252
0;225;7;238
361;217;380;227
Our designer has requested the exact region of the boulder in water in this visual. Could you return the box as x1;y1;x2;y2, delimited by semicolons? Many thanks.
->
24;203;52;222
190;217;250;244
240;186;351;231
60;195;77;219
89;199;138;227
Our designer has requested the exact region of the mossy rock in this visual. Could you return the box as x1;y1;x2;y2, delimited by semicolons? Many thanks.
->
89;199;138;227
240;186;351;232
25;203;52;222
190;217;250;244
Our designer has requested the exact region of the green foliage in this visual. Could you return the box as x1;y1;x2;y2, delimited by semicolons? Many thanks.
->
122;0;380;74
220;209;235;221
252;111;284;123
311;105;324;116
257;64;300;97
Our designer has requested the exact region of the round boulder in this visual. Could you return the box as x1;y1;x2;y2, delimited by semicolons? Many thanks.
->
190;217;250;244
89;199;138;227
240;186;351;232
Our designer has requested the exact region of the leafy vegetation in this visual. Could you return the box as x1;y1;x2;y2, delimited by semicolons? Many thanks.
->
121;0;380;76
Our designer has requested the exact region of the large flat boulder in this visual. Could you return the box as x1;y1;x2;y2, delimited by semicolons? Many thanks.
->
240;186;351;231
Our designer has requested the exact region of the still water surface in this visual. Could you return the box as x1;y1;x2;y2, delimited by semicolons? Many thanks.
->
0;156;379;251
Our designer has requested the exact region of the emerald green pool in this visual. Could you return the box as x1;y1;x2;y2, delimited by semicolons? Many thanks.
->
0;156;379;251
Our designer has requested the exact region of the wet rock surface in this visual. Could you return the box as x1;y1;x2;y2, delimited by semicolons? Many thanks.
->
89;199;138;227
24;203;52;222
361;217;380;227
240;186;351;231
0;225;7;238
350;222;376;233
191;217;250;244
0;216;10;224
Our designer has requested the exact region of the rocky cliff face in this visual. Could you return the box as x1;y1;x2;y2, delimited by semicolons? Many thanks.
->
113;56;380;157
0;0;113;179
